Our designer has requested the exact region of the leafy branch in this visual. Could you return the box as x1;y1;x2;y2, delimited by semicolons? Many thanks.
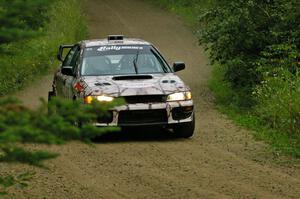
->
0;97;124;195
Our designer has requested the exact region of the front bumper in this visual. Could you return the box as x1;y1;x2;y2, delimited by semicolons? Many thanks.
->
95;100;194;127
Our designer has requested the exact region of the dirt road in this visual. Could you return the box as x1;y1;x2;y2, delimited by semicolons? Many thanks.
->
5;0;300;198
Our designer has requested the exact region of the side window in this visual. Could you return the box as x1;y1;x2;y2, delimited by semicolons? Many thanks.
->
71;48;81;74
63;46;78;66
70;47;81;68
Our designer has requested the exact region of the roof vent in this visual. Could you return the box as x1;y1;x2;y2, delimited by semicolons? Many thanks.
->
108;35;124;41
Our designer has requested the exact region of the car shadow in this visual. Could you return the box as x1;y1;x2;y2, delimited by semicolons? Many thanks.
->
92;127;181;143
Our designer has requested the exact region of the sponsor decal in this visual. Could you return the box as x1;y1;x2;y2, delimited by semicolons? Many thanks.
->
97;46;143;52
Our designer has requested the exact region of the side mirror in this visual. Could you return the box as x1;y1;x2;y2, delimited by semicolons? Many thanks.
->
61;66;74;76
57;44;74;62
173;62;185;72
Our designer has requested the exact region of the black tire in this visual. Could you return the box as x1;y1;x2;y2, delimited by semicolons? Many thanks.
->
173;115;195;138
47;90;56;114
121;126;136;133
48;91;55;102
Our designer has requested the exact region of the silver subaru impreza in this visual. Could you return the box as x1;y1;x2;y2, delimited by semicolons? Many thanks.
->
49;35;195;138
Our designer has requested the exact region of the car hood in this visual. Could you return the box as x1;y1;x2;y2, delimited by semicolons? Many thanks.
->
80;73;190;97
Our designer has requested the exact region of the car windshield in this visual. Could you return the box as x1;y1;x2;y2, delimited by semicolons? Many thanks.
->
81;45;171;76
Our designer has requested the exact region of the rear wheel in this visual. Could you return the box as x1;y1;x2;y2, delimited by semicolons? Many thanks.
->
48;90;55;102
173;115;195;138
47;90;56;114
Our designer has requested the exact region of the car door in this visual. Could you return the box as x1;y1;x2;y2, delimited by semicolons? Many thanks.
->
64;46;81;99
56;45;78;98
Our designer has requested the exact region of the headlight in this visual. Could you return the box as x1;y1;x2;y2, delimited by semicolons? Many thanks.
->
167;91;192;102
84;95;114;104
96;95;114;102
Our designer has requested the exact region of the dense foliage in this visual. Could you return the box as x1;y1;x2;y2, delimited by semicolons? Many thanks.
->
0;0;87;95
198;0;300;143
199;0;300;106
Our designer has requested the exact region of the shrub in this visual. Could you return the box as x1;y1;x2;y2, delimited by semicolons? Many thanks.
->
198;0;300;107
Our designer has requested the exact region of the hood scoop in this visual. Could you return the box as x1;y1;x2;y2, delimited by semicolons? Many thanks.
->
112;75;153;81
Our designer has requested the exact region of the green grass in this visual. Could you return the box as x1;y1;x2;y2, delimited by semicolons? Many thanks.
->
210;65;300;158
153;0;300;158
218;106;300;158
0;0;87;96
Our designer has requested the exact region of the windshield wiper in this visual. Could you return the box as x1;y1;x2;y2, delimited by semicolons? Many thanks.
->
133;49;140;74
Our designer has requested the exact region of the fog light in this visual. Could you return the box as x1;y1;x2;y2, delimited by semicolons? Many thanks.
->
84;96;93;104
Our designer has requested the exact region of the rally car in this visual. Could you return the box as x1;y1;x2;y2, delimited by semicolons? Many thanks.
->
49;35;195;138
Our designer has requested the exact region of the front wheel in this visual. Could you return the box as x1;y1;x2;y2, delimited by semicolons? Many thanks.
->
173;115;195;138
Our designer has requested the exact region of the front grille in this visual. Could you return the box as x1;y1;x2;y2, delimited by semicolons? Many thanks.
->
118;109;167;125
123;95;166;104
